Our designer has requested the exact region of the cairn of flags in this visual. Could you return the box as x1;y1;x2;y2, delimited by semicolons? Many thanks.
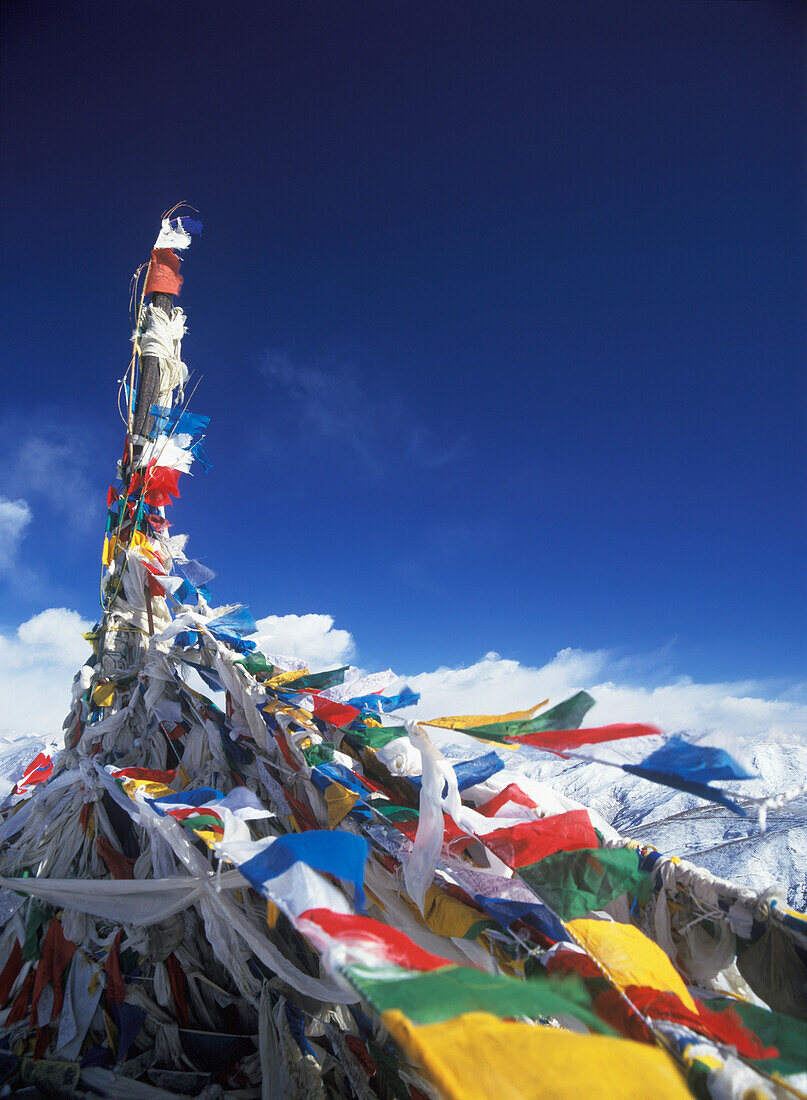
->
1;218;805;1100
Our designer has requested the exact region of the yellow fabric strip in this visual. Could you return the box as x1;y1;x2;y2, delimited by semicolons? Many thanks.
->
382;1010;692;1100
103;530;158;566
262;700;317;728
424;701;548;731
266;668;311;688
404;883;490;941
325;783;359;829
119;778;176;800
194;829;220;849
92;682;117;707
568;918;698;1013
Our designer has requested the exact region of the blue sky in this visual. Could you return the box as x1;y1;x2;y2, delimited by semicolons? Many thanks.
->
0;1;804;728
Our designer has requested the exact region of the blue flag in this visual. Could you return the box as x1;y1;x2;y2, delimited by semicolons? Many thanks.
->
239;830;369;910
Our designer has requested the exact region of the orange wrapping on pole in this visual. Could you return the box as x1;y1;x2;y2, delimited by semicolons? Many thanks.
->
144;248;183;296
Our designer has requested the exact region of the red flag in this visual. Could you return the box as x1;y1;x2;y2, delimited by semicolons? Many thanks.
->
113;766;177;784
310;696;361;728
483;810;598;869
165;954;189;1028
30;918;75;1024
298;909;452;972
13;752;53;795
144;248;183;296
477;782;539;817
104;931;125;1005
0;939;23;1005
509;723;660;751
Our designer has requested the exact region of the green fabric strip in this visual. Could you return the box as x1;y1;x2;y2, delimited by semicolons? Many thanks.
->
346;963;612;1034
22;901;51;962
347;726;408;751
465;691;596;740
518;846;648;921
709;997;807;1078
374;804;419;821
179;812;223;833
302;743;335;767
286;666;350;691
235;651;275;677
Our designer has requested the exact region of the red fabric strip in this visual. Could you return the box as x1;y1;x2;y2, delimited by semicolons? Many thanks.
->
476;782;538;817
6;969;35;1024
96;836;136;880
30;918;76;1025
144;248;183;296
394;813;476;856
13;751;53;793
624;986;778;1060
284;789;319;832
544;946;602;980
104;931;125;1006
165;954;189;1028
33;1024;50;1060
310;697;362;728
160;721;188;742
113;766;177;784
274;731;300;773
344;1033;377;1078
298;909;453;972
591;988;656;1043
483;809;598;869
0;938;23;1004
129;463;181;508
508;723;660;751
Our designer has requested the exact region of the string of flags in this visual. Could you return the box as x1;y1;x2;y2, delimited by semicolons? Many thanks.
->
0;215;804;1099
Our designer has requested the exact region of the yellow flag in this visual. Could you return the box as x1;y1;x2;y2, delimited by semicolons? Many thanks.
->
424;701;548;731
324;783;359;829
383;1011;692;1100
267;668;311;688
568;919;698;1013
92;682;116;707
404;884;491;941
103;530;158;566
119;778;176;800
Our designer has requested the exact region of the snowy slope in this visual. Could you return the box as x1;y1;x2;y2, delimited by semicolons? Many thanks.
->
0;732;59;802
2;722;804;909
430;727;807;909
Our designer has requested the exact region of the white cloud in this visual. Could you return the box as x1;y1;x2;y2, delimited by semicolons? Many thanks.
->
253;613;355;667
392;646;807;742
0;608;92;736
0;496;32;570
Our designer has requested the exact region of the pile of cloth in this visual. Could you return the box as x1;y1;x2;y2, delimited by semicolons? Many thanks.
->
1;218;804;1099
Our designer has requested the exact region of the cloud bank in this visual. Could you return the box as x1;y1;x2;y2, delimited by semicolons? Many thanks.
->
1;608;805;751
253;613;356;667
0;608;92;735
394;647;807;741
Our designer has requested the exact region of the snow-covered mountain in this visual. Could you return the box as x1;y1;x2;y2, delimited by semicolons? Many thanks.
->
430;726;807;909
0;732;60;802
2;723;804;909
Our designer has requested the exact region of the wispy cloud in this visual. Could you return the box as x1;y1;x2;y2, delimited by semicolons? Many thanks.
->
0;496;32;571
1;433;101;531
260;349;464;475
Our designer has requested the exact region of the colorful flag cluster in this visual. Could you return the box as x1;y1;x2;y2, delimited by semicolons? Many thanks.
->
1;217;804;1100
